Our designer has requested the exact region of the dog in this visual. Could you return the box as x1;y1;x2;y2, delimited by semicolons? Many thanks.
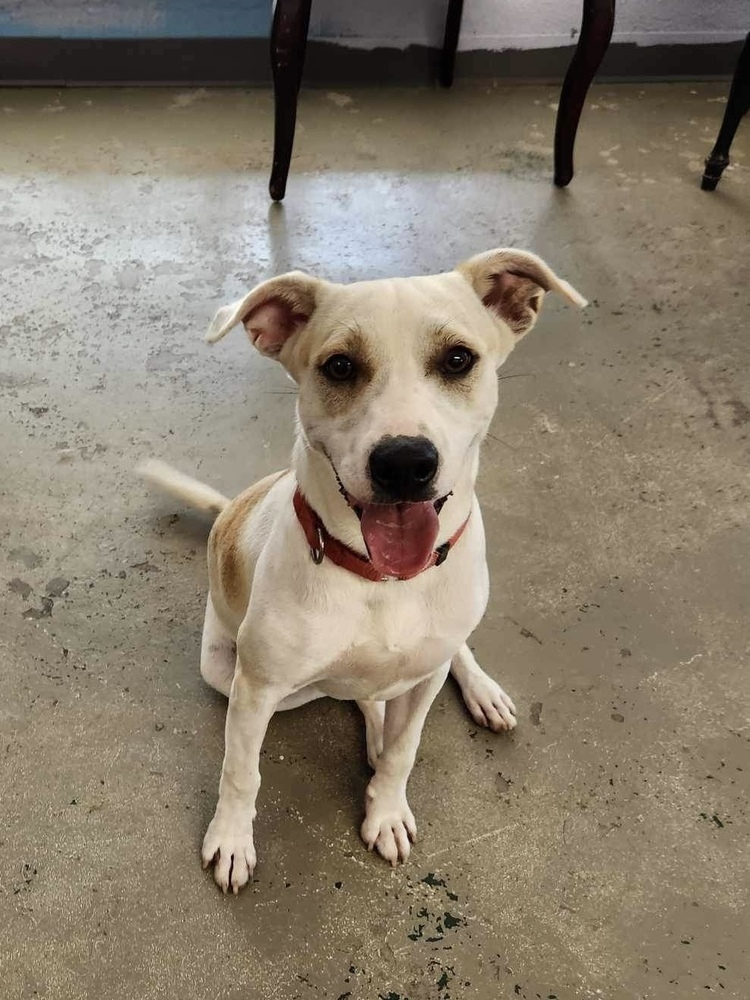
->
140;248;585;894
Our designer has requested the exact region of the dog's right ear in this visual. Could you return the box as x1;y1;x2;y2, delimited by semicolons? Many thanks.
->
205;271;321;358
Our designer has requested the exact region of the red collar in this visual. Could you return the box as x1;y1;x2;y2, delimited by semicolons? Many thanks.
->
293;488;470;582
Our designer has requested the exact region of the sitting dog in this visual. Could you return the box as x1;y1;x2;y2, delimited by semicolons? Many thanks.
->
140;248;585;894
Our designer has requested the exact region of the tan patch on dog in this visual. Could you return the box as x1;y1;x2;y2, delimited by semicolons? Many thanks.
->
311;328;379;417
210;471;287;616
424;324;485;398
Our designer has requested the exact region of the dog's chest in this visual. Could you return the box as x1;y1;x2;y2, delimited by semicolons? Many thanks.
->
316;581;483;701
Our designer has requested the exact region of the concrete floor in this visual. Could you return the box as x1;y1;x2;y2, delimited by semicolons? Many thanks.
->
1;82;748;1000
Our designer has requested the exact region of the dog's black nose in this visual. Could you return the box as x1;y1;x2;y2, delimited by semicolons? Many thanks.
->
368;435;439;501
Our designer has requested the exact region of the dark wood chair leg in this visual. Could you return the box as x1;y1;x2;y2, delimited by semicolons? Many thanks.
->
440;0;464;88
702;32;750;191
269;0;313;202
554;0;615;187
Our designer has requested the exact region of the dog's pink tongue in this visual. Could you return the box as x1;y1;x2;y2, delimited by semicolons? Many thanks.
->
360;501;440;578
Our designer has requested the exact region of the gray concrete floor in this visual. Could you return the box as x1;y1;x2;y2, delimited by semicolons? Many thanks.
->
1;82;748;1000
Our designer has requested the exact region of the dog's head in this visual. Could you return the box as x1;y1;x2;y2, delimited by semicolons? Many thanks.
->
207;249;585;575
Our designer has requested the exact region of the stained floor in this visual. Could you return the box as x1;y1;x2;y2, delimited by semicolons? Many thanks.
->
1;83;748;1000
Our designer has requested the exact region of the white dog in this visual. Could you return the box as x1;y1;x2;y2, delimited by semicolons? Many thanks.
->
140;248;585;894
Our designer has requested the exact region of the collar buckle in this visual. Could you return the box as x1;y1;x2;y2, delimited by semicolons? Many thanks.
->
434;541;451;567
310;523;325;564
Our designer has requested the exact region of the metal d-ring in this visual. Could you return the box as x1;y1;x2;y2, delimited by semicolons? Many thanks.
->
310;523;325;565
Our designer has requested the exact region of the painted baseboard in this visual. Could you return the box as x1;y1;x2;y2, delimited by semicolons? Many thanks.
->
0;36;743;86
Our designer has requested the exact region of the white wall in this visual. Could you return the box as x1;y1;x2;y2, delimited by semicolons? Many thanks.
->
311;0;748;50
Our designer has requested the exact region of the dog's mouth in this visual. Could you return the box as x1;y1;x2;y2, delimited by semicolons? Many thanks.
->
323;451;450;577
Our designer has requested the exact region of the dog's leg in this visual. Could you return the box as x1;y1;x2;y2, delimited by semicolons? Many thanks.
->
357;699;385;769
200;595;237;697
201;665;285;894
450;643;517;732
361;665;449;865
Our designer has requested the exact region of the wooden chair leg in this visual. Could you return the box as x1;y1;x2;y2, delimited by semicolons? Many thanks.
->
702;32;750;191
269;0;313;202
440;0;464;88
553;0;615;187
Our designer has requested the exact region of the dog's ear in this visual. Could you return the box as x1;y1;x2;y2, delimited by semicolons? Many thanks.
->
205;271;321;358
456;249;587;339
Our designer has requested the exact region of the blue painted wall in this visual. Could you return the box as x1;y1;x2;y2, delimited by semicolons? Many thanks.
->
1;0;746;48
0;0;269;38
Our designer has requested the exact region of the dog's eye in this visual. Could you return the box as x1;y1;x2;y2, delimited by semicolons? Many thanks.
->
440;347;476;376
321;354;356;382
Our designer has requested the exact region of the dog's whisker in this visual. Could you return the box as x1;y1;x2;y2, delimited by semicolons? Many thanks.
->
485;431;518;451
497;372;535;382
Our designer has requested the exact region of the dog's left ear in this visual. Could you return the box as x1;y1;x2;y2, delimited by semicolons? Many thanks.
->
205;271;322;358
456;249;587;339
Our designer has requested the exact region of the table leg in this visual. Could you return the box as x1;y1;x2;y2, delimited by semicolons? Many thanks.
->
554;0;615;187
701;32;750;191
440;0;464;88
269;0;313;201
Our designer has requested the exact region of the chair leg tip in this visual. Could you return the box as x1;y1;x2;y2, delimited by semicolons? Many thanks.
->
701;154;729;192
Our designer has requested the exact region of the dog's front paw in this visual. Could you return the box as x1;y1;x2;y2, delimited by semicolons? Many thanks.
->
361;789;416;866
201;812;257;894
462;671;517;732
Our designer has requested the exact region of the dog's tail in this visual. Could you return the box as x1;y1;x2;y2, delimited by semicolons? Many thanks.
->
137;459;230;517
